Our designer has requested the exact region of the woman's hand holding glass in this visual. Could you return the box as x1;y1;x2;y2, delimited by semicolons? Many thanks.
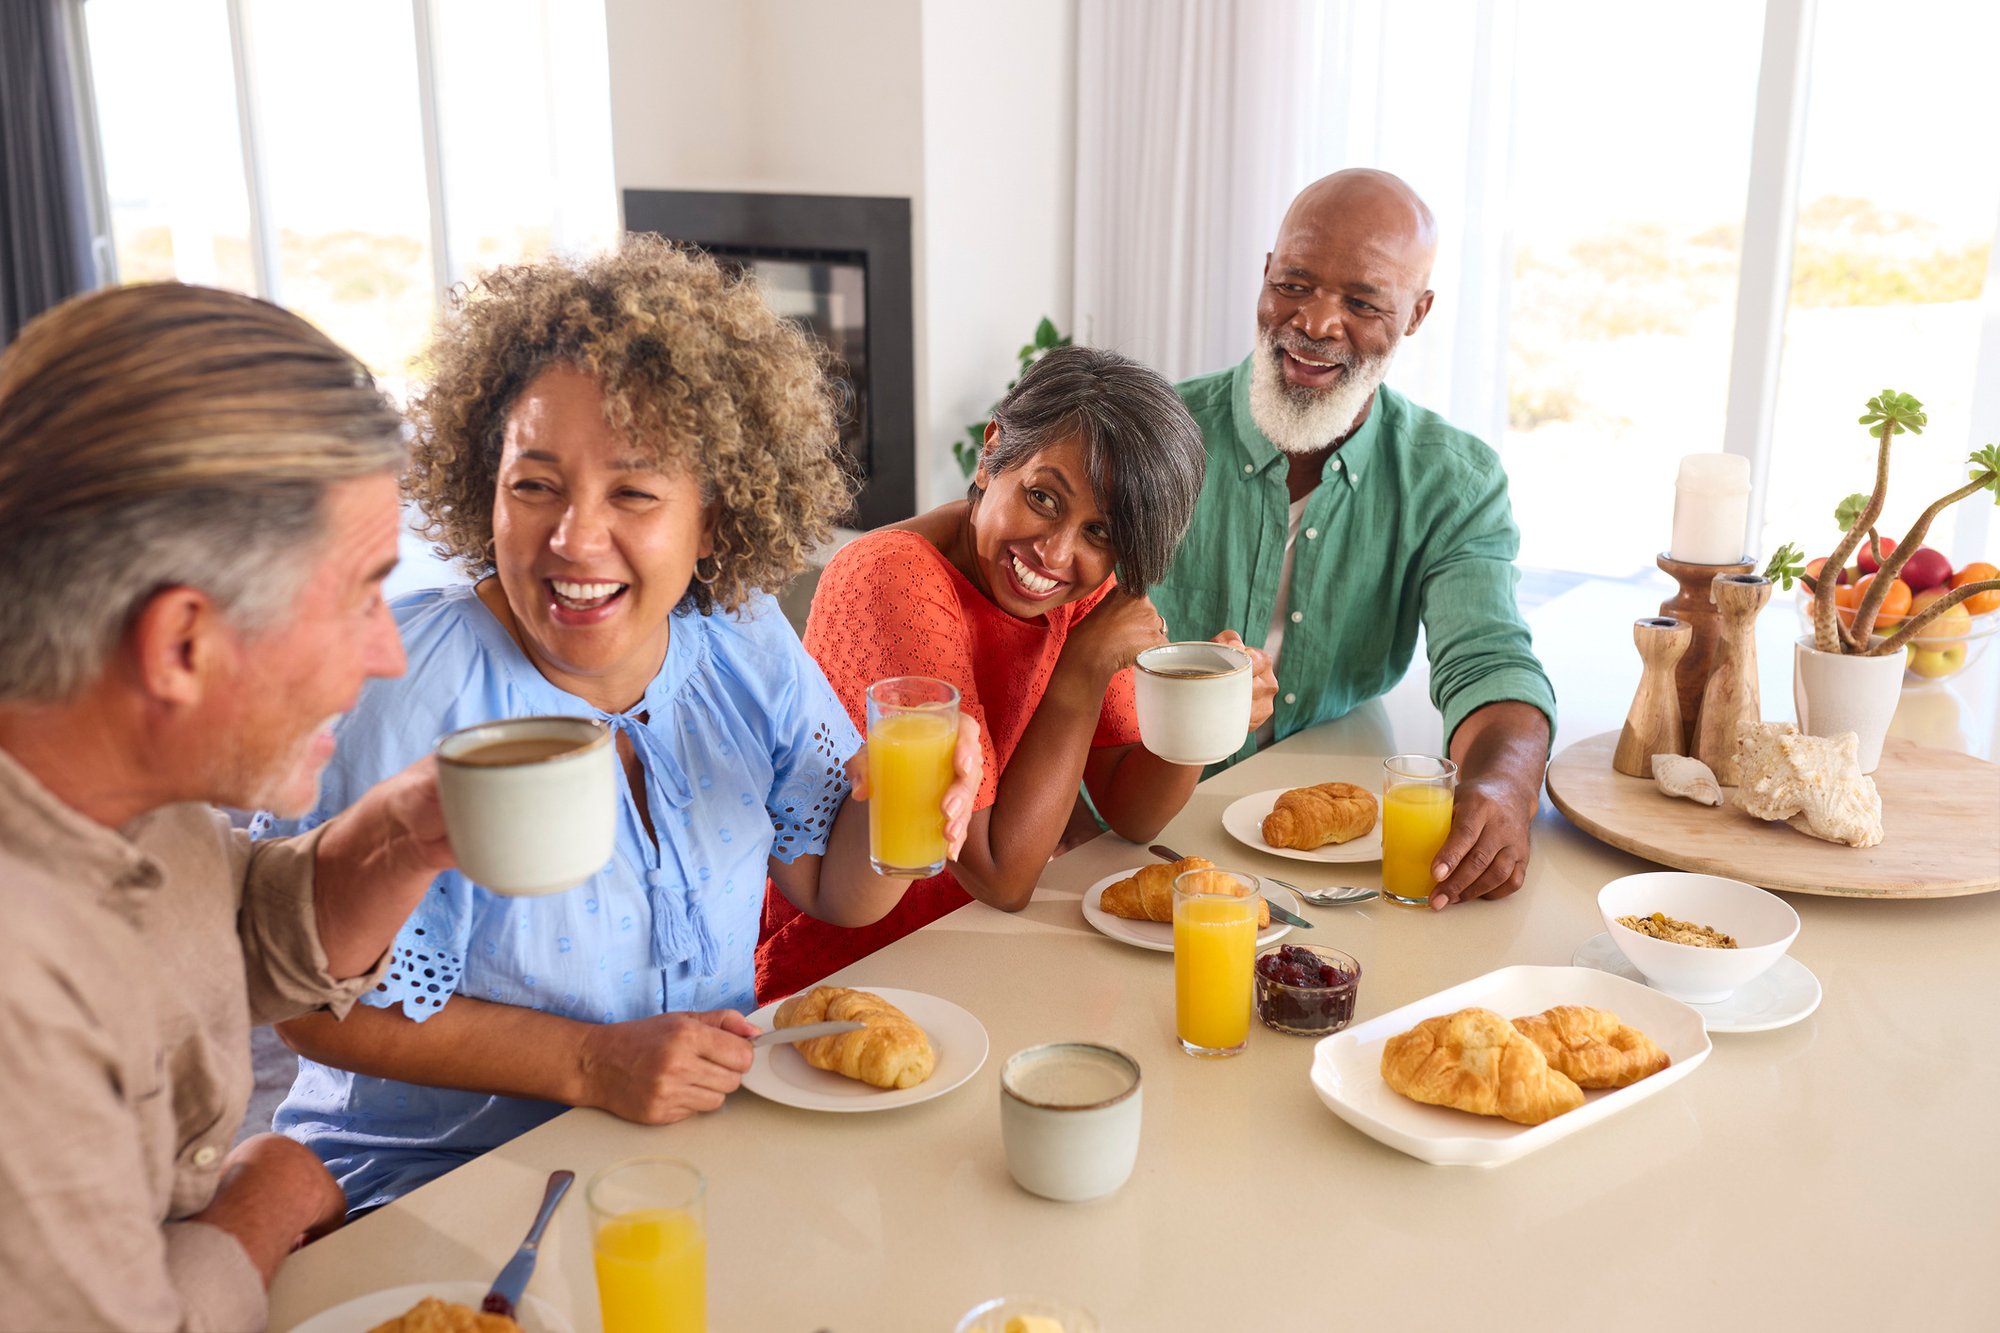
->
846;713;985;863
577;1010;760;1125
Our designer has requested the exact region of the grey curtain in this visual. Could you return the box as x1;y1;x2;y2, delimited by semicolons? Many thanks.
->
0;0;96;345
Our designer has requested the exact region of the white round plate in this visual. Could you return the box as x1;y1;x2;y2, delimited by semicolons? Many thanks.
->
1080;869;1298;953
1572;932;1823;1033
741;986;988;1112
1221;788;1383;863
289;1282;571;1333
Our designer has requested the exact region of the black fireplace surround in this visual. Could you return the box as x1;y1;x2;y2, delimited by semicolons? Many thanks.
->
623;189;915;529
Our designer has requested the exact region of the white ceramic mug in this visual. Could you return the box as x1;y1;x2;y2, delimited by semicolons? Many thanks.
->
1133;641;1253;766
435;715;616;896
999;1043;1142;1202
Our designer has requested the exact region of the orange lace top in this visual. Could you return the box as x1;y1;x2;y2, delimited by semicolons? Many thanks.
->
757;529;1139;1000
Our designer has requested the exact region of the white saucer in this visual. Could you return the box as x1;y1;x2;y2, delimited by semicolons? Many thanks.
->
1221;788;1382;863
1571;932;1822;1033
740;987;988;1112
1081;868;1297;952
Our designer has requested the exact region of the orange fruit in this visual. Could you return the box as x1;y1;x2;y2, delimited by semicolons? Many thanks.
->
1853;574;1912;618
1951;561;2000;616
1835;580;1863;611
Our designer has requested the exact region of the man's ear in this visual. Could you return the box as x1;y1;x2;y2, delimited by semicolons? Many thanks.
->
973;419;1000;491
126;586;225;709
1406;290;1435;338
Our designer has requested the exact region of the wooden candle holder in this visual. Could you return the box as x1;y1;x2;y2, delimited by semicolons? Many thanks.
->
1657;551;1755;750
1614;616;1692;778
1692;572;1772;784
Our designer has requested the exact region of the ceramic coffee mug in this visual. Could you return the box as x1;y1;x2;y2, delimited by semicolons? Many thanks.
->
999;1042;1142;1202
1133;641;1253;766
435;715;615;896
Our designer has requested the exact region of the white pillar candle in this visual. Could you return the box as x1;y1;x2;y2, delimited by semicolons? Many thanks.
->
1670;453;1751;565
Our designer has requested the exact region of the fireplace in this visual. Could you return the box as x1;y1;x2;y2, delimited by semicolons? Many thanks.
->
623;189;915;529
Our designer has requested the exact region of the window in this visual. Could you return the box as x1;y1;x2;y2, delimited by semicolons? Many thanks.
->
1756;1;2000;568
1503;0;1768;577
79;0;616;398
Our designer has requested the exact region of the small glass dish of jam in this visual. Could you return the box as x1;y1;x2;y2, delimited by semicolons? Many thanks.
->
1254;943;1361;1036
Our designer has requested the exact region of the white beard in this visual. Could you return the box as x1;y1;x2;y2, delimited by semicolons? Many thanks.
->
1246;329;1393;456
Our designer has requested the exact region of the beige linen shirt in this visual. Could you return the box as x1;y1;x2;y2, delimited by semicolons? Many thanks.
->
0;748;385;1331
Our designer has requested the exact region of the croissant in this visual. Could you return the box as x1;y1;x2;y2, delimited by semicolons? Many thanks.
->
368;1298;522;1333
1260;782;1377;850
1380;1007;1585;1126
1511;1005;1669;1089
772;986;935;1089
1099;857;1269;928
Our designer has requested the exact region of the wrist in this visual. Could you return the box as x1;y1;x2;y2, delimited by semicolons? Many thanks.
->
572;1022;610;1110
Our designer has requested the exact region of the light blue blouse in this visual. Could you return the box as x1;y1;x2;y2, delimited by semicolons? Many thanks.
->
261;584;857;1210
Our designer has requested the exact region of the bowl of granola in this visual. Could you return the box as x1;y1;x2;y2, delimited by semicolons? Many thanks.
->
1598;871;1799;1003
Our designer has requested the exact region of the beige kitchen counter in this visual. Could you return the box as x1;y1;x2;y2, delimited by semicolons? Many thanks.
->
270;578;2000;1330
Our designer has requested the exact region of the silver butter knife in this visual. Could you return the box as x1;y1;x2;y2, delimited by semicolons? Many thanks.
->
1148;843;1313;930
752;1020;866;1048
482;1169;574;1319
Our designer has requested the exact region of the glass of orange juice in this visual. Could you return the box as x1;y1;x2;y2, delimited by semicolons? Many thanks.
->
589;1157;706;1333
866;676;960;877
1172;867;1260;1057
1381;754;1458;907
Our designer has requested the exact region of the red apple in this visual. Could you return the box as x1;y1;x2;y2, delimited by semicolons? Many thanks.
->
1856;536;1897;575
1897;544;1952;591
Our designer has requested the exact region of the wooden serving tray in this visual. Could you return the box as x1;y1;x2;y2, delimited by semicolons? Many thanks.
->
1545;731;2000;899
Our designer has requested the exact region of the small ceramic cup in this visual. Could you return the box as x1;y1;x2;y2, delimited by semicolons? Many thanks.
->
435;715;615;896
998;1043;1142;1202
1133;641;1252;766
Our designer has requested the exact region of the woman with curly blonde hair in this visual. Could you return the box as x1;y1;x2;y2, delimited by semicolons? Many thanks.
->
262;237;978;1212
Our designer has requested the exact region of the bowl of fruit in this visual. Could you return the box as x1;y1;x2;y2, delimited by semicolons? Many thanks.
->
1254;943;1361;1036
1791;542;2000;686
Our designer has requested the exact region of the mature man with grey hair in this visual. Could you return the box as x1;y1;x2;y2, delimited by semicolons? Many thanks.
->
0;284;456;1329
1153;168;1556;910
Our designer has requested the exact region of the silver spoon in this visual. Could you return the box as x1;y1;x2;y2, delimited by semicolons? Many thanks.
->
1290;883;1379;907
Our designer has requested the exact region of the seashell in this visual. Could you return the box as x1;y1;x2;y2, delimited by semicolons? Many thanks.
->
1731;721;1884;848
1650;753;1722;806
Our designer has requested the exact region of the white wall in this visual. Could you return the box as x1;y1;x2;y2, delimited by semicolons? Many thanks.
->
918;0;1078;509
602;0;1078;519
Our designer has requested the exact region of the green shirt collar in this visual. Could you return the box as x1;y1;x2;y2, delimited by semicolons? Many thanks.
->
1227;354;1381;490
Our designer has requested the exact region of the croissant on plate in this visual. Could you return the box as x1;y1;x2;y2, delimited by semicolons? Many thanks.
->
367;1298;522;1333
1099;857;1269;928
1510;1005;1669;1089
1379;1007;1585;1125
772;985;935;1089
1260;782;1377;850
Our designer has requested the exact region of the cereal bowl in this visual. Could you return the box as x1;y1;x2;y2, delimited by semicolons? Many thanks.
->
1597;872;1798;1004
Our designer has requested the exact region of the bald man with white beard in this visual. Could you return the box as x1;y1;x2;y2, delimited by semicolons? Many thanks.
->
1152;169;1556;910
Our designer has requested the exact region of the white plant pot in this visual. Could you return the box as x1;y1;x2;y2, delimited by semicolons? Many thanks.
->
1792;635;1904;773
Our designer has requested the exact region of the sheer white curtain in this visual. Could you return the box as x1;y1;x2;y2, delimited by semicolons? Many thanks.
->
1073;0;1518;445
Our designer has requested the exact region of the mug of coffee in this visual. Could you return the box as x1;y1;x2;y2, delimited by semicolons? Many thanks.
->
999;1042;1142;1202
435;716;615;896
1133;641;1253;766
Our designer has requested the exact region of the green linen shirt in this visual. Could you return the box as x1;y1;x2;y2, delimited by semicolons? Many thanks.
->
1154;356;1557;767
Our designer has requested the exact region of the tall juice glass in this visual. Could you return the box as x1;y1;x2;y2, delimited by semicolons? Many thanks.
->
1381;755;1458;907
589;1157;706;1333
866;676;960;877
1172;868;1259;1057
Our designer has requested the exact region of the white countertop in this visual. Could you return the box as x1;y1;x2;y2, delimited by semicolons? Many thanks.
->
269;578;2000;1331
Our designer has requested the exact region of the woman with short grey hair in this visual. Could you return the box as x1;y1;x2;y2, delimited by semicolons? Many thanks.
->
758;344;1277;999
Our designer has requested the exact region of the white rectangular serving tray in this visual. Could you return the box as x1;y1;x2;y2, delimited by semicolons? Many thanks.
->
1310;964;1711;1167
